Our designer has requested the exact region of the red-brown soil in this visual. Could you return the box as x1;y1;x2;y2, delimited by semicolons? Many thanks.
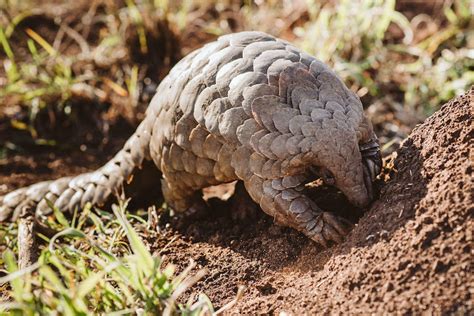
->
1;90;472;314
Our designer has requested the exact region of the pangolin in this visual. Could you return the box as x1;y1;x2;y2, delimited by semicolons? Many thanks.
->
0;31;382;246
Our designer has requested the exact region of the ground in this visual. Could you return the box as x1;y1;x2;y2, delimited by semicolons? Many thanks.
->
1;89;472;314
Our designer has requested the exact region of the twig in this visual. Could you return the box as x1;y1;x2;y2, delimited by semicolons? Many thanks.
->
81;0;99;40
53;23;66;51
214;285;245;315
62;24;91;55
18;210;39;269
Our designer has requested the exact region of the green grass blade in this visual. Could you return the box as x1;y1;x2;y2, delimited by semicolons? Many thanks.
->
46;199;70;228
0;27;14;60
112;202;154;272
76;261;121;298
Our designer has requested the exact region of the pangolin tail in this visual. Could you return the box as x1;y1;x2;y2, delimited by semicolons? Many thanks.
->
0;120;152;222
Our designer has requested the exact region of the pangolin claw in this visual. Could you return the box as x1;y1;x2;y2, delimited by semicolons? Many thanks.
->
322;212;351;236
311;233;328;248
322;224;344;244
305;212;350;247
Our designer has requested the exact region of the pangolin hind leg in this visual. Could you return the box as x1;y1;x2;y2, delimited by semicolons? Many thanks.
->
159;169;214;218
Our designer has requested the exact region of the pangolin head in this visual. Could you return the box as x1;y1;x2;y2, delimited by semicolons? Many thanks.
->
309;101;382;208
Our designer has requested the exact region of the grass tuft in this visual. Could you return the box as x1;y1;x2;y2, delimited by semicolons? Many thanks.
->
0;200;213;315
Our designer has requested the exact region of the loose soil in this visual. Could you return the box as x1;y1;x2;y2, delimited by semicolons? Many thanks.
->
1;90;472;314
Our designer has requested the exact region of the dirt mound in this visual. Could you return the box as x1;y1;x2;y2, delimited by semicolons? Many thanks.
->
150;88;473;314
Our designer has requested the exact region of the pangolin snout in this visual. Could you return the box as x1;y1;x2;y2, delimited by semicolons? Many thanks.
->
340;139;382;209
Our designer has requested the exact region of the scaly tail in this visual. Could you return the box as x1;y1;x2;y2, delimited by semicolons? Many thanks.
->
0;119;152;221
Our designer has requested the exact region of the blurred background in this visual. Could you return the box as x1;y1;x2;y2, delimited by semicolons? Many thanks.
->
0;0;472;164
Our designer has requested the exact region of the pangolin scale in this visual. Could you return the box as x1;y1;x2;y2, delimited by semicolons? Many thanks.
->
0;31;382;247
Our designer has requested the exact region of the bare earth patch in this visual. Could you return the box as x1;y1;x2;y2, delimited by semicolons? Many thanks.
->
1;89;472;314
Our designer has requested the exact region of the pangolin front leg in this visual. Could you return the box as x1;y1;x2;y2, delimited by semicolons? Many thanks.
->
244;174;349;246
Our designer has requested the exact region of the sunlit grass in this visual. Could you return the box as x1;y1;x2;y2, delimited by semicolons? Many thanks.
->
0;0;169;143
0;201;214;315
